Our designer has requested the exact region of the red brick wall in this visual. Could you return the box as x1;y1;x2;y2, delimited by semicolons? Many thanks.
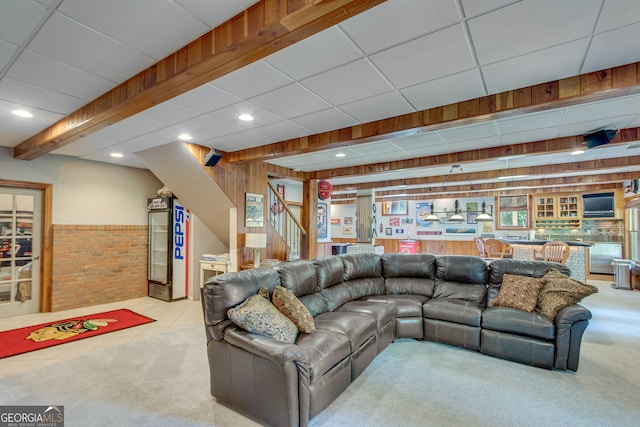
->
51;225;148;311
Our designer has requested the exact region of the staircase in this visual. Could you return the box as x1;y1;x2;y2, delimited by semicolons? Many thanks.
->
267;181;306;260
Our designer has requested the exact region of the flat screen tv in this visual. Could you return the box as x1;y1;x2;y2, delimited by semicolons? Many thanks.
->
582;192;615;218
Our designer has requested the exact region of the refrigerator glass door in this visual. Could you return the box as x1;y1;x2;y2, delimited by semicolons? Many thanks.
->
148;210;169;284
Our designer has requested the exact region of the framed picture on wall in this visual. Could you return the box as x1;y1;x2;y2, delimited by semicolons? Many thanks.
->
382;201;408;216
385;227;392;235
318;202;328;239
245;193;264;228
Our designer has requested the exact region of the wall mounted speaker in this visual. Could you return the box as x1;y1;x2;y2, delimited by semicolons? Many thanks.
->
583;129;618;149
204;149;223;166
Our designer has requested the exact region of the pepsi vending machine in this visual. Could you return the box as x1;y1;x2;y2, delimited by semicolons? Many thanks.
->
147;197;189;301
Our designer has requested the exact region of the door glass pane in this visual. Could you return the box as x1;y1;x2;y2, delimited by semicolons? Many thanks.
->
0;259;13;303
16;195;34;214
0;194;11;214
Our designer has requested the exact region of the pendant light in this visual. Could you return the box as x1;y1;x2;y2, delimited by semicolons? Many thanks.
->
475;201;493;222
448;200;465;222
423;202;440;222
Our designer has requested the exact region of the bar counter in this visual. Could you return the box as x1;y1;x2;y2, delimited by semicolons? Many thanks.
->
500;239;591;282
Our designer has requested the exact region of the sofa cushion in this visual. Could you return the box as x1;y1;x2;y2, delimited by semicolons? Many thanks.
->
314;312;377;352
436;255;488;284
487;259;570;304
258;286;269;299
272;286;316;333
345;277;385;299
364;294;427;317
381;253;436;278
296;331;350;382
482;306;555;340
432;280;487;304
314;256;345;289
384;277;435;297
277;260;318;297
537;268;598;319
423;298;483;327
337;301;396;328
491;274;545;312
227;295;299;344
321;283;353;312
341;254;382;280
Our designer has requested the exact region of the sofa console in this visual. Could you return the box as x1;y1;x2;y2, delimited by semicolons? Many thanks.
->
201;254;596;427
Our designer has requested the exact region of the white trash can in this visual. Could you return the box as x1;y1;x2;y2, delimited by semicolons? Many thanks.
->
611;259;634;290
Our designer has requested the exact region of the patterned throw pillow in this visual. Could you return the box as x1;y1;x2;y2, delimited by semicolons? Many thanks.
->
491;273;546;312
257;286;269;299
227;295;298;343
536;268;598;319
272;286;316;333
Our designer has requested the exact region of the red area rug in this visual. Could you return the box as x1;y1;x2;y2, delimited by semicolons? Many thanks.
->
0;308;155;359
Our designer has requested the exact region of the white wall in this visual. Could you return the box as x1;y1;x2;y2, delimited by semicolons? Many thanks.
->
1;148;162;224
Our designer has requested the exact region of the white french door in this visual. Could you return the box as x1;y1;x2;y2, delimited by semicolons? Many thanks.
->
0;187;41;318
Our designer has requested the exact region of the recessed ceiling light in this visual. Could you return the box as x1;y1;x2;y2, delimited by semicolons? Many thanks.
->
335;152;346;158
178;133;192;141
238;114;254;122
12;109;33;118
110;152;124;158
571;150;584;155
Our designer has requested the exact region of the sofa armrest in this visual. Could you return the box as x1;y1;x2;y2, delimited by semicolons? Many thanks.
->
224;327;307;365
554;304;592;371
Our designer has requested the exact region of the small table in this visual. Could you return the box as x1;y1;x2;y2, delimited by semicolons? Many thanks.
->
200;260;229;288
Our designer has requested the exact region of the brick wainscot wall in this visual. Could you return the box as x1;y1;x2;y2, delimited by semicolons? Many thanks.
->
52;225;148;311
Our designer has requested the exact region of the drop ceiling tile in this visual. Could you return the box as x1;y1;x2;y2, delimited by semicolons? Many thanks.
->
174;0;259;28
0;76;86;115
0;100;65;147
58;0;209;60
496;109;567;135
338;91;414;123
265;27;363;80
0;0;48;45
7;50;114;100
51;141;100;157
170;84;240;114
437;122;498;143
564;95;640;124
349;140;406;156
446;135;500;152
251;120;313;142
212;60;293;99
391;133;446;150
404;144;454;158
171;114;244;142
249;83;331;119
560;115;638;137
77;115;167;148
206;101;283;129
481;38;588;95
594;0;640;33
0;40;17;71
301;59;393;106
371;24;474;89
499;127;561;145
203;130;273;152
290;108;359;133
339;0;460;54
139;101;200;126
582;22;640;74
628;114;640;128
28;13;154;83
468;0;601;64
460;0;520;18
400;69;485;111
365;150;414;163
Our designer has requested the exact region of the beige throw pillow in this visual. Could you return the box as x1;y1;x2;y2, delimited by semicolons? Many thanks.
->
536;268;598;319
227;294;298;343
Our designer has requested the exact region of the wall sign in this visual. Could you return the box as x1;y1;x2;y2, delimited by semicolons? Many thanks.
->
318;180;333;200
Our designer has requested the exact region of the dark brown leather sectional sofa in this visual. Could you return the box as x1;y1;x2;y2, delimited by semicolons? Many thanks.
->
201;253;593;427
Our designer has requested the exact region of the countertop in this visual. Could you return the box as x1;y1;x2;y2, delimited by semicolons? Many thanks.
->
500;239;592;247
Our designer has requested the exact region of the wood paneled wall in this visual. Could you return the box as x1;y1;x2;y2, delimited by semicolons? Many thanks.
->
330;237;478;256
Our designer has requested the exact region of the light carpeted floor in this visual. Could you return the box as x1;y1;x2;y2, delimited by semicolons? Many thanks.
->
0;278;638;427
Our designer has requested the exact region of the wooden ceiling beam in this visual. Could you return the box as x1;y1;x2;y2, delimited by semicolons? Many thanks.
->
226;62;640;164
13;0;386;160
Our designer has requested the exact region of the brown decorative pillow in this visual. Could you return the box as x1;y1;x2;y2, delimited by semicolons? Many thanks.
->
492;273;546;312
537;268;598;319
272;286;316;333
257;286;269;299
227;295;299;343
